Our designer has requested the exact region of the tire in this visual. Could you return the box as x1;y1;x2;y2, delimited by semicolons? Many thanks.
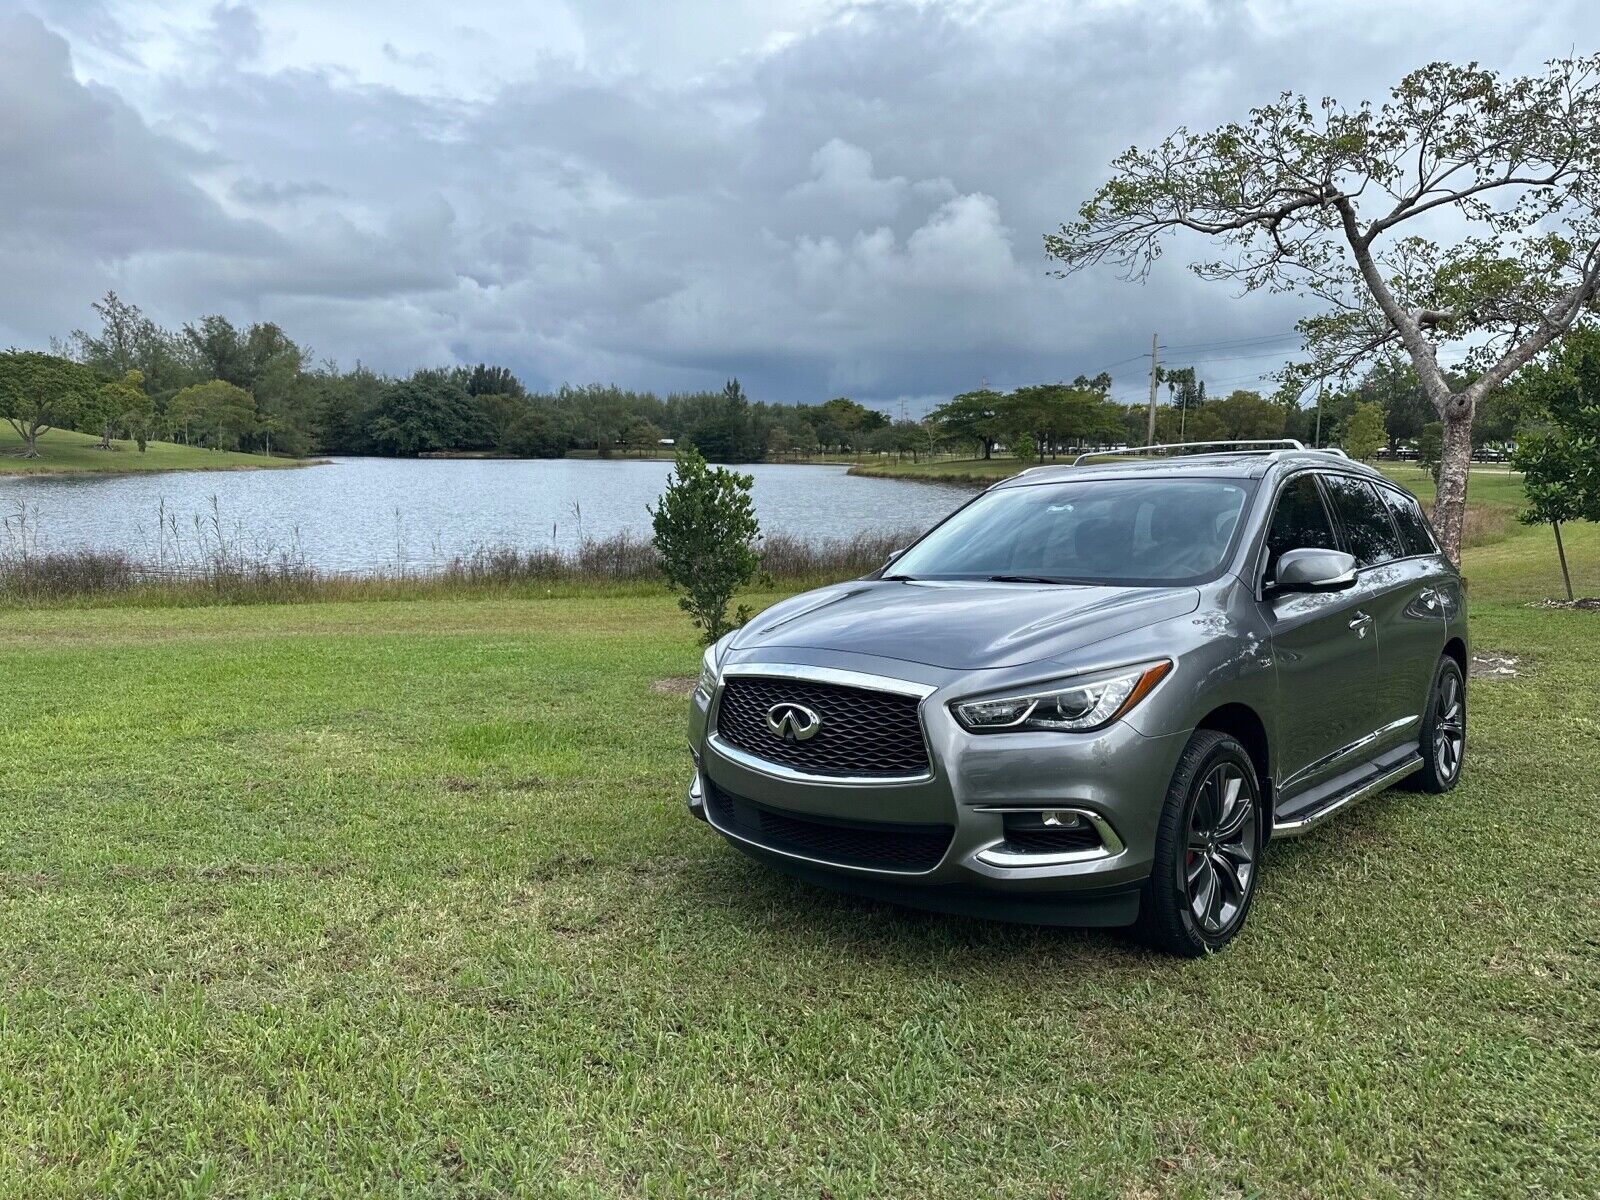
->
1134;730;1263;957
1411;656;1466;794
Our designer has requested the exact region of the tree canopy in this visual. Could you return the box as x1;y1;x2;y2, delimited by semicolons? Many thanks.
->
0;350;97;457
1048;55;1600;560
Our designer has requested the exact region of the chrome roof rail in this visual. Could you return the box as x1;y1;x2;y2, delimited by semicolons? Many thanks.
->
1073;439;1305;466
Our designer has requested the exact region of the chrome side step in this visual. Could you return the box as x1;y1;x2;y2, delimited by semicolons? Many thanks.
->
1271;754;1424;838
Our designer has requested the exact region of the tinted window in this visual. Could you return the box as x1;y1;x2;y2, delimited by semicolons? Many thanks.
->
1265;474;1339;579
1322;474;1405;567
1380;487;1439;557
889;477;1254;586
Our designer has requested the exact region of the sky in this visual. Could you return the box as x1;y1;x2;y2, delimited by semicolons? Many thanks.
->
3;0;1597;414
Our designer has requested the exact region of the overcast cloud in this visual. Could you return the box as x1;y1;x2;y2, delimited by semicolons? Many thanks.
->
3;0;1597;411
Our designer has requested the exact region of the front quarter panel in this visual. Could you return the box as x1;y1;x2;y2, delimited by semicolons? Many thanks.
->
1108;577;1275;742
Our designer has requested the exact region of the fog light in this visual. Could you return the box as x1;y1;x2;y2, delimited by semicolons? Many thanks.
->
1041;811;1082;828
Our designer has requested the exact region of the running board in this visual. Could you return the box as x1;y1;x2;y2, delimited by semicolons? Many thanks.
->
1271;754;1424;838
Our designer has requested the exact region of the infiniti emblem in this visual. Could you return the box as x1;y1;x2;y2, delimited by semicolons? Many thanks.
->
765;701;822;743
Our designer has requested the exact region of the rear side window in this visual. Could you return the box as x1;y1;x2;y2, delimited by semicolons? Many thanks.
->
1265;474;1339;578
1322;474;1405;567
1380;487;1439;557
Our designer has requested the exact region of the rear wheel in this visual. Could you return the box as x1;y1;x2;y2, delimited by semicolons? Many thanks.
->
1135;730;1262;957
1412;656;1466;794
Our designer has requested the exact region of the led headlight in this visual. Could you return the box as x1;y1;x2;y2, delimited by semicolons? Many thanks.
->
952;660;1172;733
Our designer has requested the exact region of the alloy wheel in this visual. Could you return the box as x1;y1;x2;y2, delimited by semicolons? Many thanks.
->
1434;671;1465;781
1183;762;1257;936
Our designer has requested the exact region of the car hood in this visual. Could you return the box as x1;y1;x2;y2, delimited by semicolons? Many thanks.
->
729;579;1201;670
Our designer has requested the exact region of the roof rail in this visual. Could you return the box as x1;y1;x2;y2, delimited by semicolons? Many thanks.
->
1073;439;1304;466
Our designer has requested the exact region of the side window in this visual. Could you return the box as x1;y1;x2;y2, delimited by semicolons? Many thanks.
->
1265;474;1339;579
1323;474;1405;568
1380;486;1439;557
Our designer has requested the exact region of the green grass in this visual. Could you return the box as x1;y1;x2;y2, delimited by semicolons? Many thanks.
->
0;512;1597;1195
0;425;313;475
850;454;1031;483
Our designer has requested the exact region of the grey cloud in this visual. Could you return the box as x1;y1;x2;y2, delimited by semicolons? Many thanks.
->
230;177;342;205
6;0;1600;410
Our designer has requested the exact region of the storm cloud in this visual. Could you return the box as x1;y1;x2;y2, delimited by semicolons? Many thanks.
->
4;0;1598;409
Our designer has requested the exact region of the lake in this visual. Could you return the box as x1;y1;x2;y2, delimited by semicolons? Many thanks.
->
1;457;975;574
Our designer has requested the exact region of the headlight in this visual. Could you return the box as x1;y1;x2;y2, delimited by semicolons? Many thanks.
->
952;660;1172;733
693;642;721;702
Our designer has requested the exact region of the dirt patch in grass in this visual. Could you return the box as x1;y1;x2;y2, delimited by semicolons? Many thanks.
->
1471;652;1528;680
650;675;697;696
1531;597;1600;612
440;775;480;792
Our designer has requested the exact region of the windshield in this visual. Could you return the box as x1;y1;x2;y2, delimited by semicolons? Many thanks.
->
889;476;1255;586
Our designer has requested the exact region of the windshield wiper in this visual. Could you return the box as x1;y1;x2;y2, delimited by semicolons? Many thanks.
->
878;573;918;582
985;574;1074;584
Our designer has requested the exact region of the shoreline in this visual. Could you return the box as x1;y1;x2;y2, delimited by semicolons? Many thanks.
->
0;456;329;481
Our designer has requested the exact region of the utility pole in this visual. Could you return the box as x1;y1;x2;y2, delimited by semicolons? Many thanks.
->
1145;332;1160;444
1314;381;1325;447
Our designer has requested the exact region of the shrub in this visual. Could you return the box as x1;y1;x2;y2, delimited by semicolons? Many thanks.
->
650;445;762;643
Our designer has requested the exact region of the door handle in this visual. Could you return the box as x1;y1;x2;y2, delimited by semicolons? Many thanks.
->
1349;611;1373;638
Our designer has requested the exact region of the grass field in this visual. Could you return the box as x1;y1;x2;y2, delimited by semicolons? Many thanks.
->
1;496;1597;1195
0;426;311;475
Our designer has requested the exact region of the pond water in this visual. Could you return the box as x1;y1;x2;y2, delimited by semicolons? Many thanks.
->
1;457;976;574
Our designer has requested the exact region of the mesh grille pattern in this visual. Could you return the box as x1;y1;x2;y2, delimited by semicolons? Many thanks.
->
1000;827;1102;854
706;782;952;872
716;676;929;778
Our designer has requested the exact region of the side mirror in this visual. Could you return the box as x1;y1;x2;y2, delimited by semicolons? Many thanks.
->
1273;547;1357;592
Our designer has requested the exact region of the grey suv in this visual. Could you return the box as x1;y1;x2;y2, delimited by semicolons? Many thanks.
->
686;444;1467;955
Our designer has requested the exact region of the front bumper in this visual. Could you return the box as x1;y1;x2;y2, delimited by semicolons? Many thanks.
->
688;658;1189;907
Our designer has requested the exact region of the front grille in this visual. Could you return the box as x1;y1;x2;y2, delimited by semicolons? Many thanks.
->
715;676;930;778
706;781;953;872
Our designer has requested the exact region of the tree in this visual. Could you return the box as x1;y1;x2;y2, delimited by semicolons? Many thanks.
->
1048;56;1600;562
1161;366;1206;411
502;406;569;458
367;375;480;456
624;418;667;457
929;389;1004;458
1011;431;1038;463
83;370;152;451
1348;359;1434;454
1514;431;1591;600
168;380;256;450
1508;326;1600;599
1206;389;1287;439
650;445;763;644
1344;401;1387;461
0;351;96;457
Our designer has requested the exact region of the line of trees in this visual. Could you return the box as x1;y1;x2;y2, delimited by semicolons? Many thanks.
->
0;293;961;464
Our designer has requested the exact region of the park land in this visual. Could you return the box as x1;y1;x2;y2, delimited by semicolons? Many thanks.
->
0;465;1595;1196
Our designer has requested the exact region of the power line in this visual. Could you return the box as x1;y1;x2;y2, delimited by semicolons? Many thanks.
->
1159;330;1302;353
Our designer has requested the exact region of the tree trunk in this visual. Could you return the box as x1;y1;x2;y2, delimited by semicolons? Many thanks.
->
1553;520;1574;602
1431;407;1474;564
21;427;40;458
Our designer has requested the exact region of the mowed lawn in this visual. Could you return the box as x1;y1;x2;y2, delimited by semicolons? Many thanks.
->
0;425;310;475
1;528;1598;1195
